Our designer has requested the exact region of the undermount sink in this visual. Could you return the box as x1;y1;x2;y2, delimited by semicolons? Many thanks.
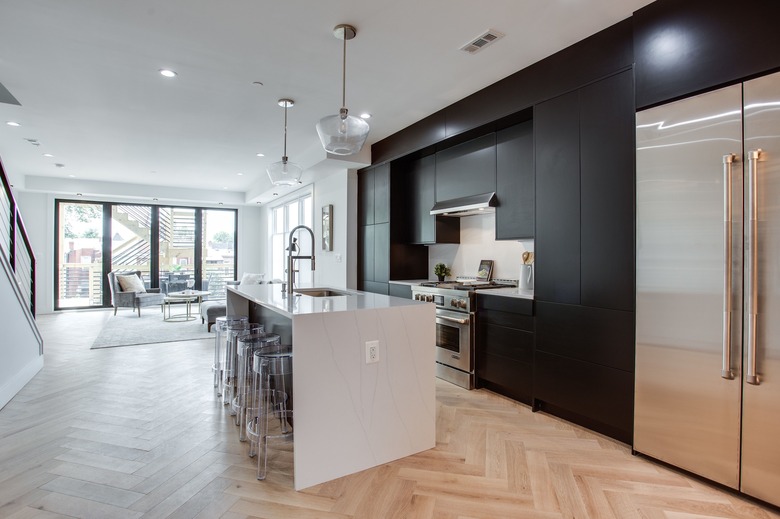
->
293;288;350;298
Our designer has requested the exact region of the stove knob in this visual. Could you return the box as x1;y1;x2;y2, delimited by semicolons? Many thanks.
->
414;294;421;301
450;299;458;308
458;299;467;309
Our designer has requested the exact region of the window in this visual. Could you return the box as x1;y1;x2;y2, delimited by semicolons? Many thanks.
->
270;193;313;287
55;199;237;310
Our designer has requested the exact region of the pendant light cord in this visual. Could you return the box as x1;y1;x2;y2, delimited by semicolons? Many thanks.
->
282;103;288;160
341;30;347;110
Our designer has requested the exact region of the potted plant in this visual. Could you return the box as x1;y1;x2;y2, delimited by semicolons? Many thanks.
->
433;263;451;282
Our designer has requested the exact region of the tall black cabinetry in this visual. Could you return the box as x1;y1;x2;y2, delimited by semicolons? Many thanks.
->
495;121;534;240
358;164;428;294
533;69;635;443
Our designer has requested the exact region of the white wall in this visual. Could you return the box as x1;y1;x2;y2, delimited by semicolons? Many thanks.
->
313;170;351;289
15;191;53;313
427;213;532;281
0;255;43;409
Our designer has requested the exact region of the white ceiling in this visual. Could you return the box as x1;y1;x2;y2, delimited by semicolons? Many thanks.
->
0;0;654;205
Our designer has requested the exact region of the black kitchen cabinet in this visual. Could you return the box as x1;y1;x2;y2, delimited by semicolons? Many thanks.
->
476;294;535;405
388;283;412;300
435;133;496;202
358;165;428;295
534;90;580;305
580;71;634;311
359;166;375;226
495;121;534;240
534;350;634;444
374;164;390;224
408;154;459;245
532;70;635;444
634;0;780;110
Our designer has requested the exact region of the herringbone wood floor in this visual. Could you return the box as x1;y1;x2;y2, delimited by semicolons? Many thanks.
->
1;310;777;519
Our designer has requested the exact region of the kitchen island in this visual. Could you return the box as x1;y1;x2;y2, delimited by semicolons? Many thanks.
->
227;284;436;490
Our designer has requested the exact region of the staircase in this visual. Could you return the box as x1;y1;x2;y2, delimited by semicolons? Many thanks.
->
0;155;43;410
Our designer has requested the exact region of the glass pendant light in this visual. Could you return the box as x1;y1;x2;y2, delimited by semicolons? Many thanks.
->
316;24;369;156
267;98;302;186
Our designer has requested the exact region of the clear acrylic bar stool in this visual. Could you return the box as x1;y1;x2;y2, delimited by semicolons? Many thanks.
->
233;327;275;437
222;321;251;409
251;342;293;480
245;335;283;456
213;315;248;394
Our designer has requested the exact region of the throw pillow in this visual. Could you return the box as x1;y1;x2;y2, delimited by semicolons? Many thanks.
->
239;272;264;285
117;274;147;293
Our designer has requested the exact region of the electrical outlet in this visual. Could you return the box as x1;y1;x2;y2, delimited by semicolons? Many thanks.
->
365;340;379;364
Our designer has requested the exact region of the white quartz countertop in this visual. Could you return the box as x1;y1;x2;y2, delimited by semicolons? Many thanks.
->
388;279;435;286
477;287;535;300
228;283;426;318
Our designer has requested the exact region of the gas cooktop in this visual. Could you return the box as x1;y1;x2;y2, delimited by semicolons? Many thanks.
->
418;280;517;291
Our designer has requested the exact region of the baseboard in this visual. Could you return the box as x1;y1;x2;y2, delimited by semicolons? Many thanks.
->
0;355;44;411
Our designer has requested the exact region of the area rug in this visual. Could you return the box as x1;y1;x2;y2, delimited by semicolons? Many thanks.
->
91;311;213;349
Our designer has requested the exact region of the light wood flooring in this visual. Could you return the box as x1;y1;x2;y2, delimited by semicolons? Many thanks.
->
1;310;778;519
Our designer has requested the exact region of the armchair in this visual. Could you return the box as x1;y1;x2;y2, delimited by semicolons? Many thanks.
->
107;270;165;317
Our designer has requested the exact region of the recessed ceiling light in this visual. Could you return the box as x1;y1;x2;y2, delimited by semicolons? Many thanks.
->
219;202;224;205
68;174;75;178
256;153;265;157
272;192;278;196
252;81;264;86
153;198;159;201
159;69;177;78
6;121;20;127
76;193;82;196
223;186;228;190
237;173;243;176
43;153;54;157
360;113;371;119
54;163;65;168
256;201;261;204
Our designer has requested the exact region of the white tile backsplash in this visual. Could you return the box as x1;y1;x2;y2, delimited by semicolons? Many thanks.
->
428;213;533;281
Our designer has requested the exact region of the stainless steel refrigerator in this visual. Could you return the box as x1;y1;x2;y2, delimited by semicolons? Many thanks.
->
635;70;780;506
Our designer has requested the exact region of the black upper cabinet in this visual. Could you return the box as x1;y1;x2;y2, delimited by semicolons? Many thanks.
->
358;164;429;294
435;133;496;202
408;154;460;245
358;167;375;226
534;91;580;305
580;70;634;311
495;121;534;240
534;70;635;311
634;0;780;110
373;164;390;224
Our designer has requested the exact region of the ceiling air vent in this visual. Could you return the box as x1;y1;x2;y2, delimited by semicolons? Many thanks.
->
460;29;505;54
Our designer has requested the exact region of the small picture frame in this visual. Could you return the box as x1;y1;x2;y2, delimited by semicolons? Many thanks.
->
322;204;333;251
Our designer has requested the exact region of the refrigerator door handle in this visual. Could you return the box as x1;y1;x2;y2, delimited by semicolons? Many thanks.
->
746;149;762;385
722;153;737;379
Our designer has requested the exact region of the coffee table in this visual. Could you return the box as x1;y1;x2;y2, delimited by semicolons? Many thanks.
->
164;290;210;322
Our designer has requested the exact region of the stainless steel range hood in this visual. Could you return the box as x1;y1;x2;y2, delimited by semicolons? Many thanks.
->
430;192;496;217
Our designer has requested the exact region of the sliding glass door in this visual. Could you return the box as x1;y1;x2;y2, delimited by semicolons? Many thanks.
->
202;209;236;299
56;201;104;308
110;205;152;281
55;200;237;310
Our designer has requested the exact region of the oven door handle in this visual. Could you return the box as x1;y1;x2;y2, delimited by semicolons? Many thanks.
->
437;314;469;325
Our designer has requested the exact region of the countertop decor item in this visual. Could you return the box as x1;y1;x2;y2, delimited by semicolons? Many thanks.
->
433;262;451;282
315;24;369;155
267;98;302;186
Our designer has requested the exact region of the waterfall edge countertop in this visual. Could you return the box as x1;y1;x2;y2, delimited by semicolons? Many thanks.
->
226;282;436;491
227;283;426;318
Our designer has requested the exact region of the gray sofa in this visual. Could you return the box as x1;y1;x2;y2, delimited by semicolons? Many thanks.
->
107;270;165;317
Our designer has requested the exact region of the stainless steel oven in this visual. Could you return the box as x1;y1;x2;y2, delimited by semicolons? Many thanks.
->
412;284;476;389
411;279;517;389
434;307;474;388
